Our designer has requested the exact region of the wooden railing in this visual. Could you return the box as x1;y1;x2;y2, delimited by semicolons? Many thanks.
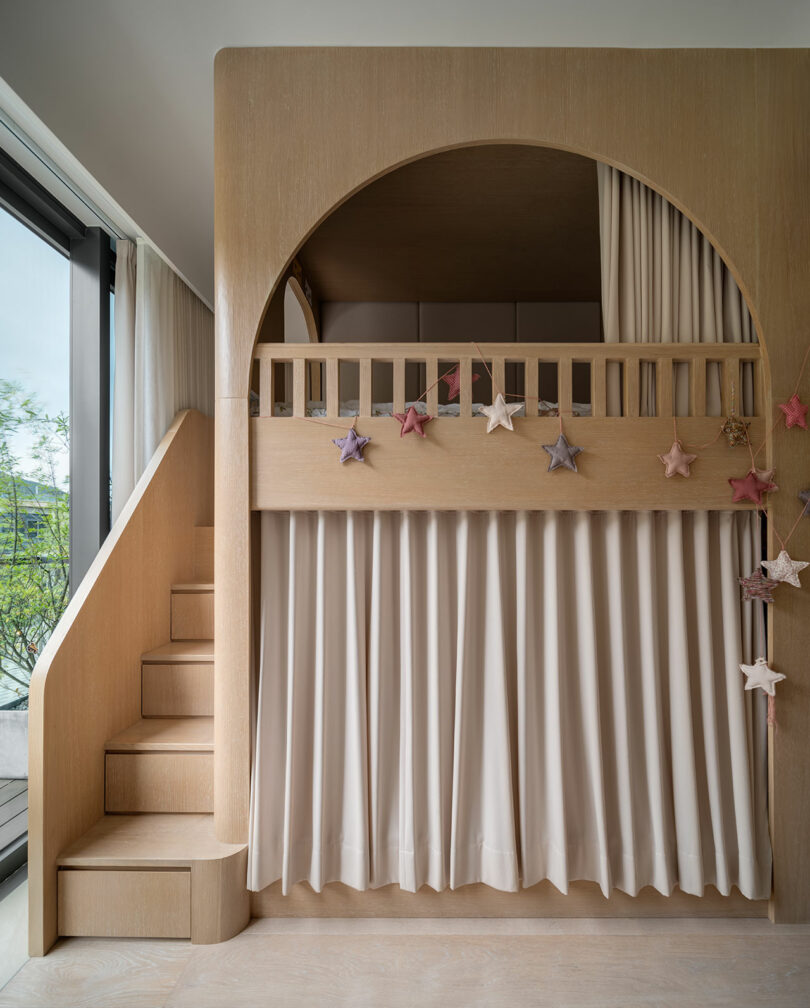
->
253;342;763;419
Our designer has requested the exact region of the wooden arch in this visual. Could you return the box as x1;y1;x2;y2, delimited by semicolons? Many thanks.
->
214;47;809;920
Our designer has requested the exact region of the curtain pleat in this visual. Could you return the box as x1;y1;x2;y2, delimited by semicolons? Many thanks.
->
248;509;771;901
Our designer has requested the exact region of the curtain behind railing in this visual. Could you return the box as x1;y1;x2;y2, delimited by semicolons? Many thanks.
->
597;164;756;417
111;240;213;521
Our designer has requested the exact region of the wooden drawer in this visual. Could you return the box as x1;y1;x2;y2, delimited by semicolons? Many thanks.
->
58;869;191;938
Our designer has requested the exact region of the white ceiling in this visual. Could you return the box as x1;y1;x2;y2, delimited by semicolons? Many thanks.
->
1;1;808;305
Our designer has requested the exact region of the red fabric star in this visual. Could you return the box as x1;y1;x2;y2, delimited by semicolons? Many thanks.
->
441;365;480;401
393;405;433;437
778;393;809;429
728;470;777;505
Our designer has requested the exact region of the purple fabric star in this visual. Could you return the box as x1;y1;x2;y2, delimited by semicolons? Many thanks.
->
332;427;371;462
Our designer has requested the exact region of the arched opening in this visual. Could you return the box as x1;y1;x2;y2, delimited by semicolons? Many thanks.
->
255;142;757;420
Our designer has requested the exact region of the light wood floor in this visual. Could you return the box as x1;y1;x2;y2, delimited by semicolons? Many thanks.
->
2;917;810;1007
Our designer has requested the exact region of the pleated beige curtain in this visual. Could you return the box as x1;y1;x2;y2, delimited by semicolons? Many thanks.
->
597;164;757;417
111;240;214;522
248;510;770;900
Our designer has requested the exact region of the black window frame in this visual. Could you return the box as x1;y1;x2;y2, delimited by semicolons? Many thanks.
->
0;146;114;593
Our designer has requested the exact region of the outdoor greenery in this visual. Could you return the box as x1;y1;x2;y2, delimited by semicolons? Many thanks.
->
0;379;69;706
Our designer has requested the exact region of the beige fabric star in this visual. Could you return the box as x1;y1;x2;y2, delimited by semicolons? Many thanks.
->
740;657;786;697
762;549;809;588
479;393;522;433
754;467;778;491
658;440;697;478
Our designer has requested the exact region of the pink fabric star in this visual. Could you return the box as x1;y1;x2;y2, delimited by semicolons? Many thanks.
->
738;569;779;603
393;405;433;437
728;470;777;505
441;365;480;401
658;440;697;478
778;393;809;429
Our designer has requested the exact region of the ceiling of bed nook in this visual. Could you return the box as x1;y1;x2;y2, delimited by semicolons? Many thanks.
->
260;143;604;346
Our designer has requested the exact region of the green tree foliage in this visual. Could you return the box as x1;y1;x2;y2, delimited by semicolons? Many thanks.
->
0;380;69;703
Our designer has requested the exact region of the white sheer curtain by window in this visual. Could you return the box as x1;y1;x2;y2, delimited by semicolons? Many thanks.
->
597;163;756;417
248;510;770;901
111;240;213;521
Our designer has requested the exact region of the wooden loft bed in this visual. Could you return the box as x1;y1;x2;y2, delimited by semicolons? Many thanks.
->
251;341;764;511
214;48;808;924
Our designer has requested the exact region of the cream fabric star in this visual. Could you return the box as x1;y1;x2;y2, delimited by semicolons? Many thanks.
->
658;440;697;478
762;549;809;588
479;393;522;433
740;657;786;696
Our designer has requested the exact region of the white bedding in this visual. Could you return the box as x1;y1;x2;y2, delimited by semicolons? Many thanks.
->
256;398;592;418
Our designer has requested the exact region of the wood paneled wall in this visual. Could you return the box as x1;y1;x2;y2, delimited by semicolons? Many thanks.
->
214;48;810;920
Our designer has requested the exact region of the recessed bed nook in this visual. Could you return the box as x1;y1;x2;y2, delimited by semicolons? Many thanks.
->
245;143;770;912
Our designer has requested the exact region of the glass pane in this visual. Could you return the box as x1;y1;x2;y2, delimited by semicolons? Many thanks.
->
0;208;70;710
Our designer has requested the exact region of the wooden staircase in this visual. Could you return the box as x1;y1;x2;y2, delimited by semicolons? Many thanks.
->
53;527;249;943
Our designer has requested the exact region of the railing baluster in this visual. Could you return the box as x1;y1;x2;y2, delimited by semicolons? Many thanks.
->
656;357;674;418
393;359;406;415
326;358;339;418
359;358;372;417
524;357;538;417
690;357;706;417
723;358;740;416
492;357;506;400
591;357;606;418
624;357;640;418
751;356;762;418
426;357;439;416
259;358;273;417
558;356;573;417
292;358;306;417
309;361;322;402
459;358;473;418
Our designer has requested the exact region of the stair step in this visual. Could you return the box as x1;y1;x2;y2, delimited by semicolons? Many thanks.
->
58;813;242;867
105;717;213;752
56;814;247;942
171;584;214;641
105;718;213;813
193;526;214;582
142;639;213;663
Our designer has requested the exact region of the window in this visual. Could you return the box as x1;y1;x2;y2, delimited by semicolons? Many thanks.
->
0;150;112;710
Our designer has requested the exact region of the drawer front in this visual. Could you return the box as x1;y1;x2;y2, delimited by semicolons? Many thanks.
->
58;869;191;938
105;752;213;813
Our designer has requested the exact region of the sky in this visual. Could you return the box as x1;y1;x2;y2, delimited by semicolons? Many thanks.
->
0;206;70;485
